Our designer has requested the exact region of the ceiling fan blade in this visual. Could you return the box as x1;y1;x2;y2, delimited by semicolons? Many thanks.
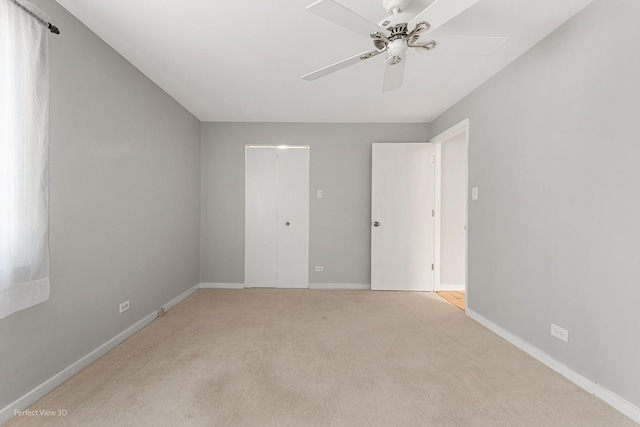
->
415;36;507;55
382;54;406;92
301;50;383;81
409;0;480;35
306;0;387;38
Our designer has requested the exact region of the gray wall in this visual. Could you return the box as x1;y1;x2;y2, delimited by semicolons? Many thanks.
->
0;0;201;411
201;122;429;285
432;0;640;408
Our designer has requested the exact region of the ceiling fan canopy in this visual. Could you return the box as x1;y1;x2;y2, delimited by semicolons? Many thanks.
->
381;0;410;14
302;0;507;92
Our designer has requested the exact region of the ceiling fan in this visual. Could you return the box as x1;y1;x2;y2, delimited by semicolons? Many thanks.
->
301;0;507;92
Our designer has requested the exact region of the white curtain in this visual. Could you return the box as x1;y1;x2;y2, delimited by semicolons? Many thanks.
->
0;0;50;319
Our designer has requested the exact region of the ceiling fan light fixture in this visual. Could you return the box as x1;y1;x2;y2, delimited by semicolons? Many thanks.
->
387;38;408;57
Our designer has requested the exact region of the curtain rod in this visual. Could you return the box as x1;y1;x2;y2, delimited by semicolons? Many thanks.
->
8;0;60;34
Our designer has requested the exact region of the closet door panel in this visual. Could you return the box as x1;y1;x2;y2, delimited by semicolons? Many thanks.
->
276;148;310;288
244;147;278;287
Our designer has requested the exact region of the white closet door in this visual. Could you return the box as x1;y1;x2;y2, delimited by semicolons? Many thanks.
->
244;147;278;287
371;143;435;291
276;147;310;288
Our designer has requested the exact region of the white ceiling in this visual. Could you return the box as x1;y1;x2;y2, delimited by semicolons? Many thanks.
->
54;0;594;123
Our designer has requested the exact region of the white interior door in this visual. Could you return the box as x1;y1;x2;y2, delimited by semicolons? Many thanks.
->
245;146;309;289
245;147;278;287
276;147;310;288
371;143;435;291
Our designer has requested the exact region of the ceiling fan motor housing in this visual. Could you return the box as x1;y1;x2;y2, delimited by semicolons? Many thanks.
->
378;12;413;32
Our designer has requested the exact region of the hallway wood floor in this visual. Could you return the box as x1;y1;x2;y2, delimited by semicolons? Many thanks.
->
436;291;465;311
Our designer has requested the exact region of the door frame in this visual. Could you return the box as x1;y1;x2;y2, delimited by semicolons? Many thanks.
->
430;119;469;309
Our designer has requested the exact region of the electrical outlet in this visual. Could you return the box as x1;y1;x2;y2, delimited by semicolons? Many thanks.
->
119;300;130;314
315;266;324;272
317;189;323;199
550;323;569;342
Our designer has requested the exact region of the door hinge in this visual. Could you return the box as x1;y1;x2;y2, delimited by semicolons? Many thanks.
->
431;155;436;164
431;209;435;218
431;263;434;271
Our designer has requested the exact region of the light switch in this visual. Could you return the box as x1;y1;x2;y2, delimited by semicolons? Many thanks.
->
317;189;323;199
472;187;479;200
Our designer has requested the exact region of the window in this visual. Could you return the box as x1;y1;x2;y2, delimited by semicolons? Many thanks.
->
0;0;51;319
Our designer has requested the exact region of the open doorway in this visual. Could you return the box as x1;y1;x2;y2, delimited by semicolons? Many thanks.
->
431;120;469;311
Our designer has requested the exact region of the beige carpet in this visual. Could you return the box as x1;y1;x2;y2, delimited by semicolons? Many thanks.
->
6;289;636;426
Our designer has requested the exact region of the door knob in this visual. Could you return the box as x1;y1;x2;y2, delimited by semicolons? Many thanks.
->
373;221;380;227
285;221;290;226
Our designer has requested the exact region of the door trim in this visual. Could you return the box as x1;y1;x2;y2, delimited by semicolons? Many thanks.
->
430;119;469;309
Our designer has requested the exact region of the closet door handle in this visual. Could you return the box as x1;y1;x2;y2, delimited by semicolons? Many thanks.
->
373;221;380;227
285;221;290;226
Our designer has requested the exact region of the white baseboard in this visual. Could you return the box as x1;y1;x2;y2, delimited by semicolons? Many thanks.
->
162;284;200;312
436;284;465;291
199;282;244;289
309;283;370;290
594;383;640;424
199;283;371;290
466;309;640;424
0;312;156;425
0;284;200;426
